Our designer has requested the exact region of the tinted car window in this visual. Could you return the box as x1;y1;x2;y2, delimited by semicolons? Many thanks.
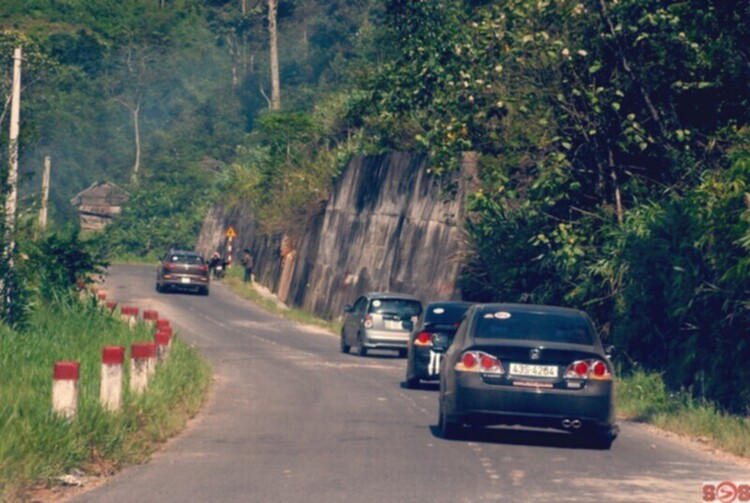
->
423;304;470;326
474;310;594;345
354;297;368;313
170;254;204;265
368;299;422;317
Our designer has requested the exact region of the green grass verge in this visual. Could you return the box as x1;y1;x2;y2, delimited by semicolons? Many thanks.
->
0;296;212;500
616;369;750;458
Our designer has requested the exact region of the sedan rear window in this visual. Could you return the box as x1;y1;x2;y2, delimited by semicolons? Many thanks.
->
424;305;470;326
474;311;594;345
369;299;422;318
170;254;204;265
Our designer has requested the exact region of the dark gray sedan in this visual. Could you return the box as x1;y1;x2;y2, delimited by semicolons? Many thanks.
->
156;249;210;296
437;303;618;448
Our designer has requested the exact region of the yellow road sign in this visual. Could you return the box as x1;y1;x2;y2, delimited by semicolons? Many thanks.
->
225;226;237;239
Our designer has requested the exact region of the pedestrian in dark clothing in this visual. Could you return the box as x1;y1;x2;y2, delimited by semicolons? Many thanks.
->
241;249;254;283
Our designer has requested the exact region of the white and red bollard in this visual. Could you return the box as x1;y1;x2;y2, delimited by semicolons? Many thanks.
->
130;343;156;394
155;327;173;362
121;306;139;328
143;309;159;326
100;346;125;412
52;361;80;419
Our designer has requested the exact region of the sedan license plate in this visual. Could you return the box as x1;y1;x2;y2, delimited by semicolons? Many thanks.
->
384;320;403;330
509;363;558;378
180;277;191;284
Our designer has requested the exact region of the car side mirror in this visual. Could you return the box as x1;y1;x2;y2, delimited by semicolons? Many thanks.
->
344;304;353;313
431;333;450;354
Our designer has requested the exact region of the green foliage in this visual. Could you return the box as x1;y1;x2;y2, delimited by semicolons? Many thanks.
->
219;104;357;238
100;168;213;257
22;229;109;302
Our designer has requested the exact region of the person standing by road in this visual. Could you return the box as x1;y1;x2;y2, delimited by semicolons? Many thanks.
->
241;249;254;283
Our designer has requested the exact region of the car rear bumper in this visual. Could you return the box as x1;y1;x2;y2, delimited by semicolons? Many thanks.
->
160;275;209;290
447;374;615;430
361;329;409;349
412;347;443;380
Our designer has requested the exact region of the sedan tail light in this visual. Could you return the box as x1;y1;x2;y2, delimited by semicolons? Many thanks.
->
164;262;176;271
199;264;208;273
414;331;432;346
455;351;504;375
564;359;612;380
363;314;373;329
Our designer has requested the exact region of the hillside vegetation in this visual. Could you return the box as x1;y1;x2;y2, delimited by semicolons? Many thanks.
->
1;0;749;414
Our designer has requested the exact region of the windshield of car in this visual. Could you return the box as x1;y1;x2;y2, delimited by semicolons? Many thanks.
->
474;310;594;345
368;299;422;318
423;304;470;326
169;254;204;265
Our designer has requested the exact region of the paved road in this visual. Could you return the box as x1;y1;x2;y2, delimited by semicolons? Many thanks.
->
73;265;748;502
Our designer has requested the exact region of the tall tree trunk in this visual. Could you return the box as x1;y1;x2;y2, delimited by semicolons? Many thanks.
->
131;102;142;184
268;0;281;110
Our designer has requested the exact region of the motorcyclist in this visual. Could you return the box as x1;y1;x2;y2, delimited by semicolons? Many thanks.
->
209;252;223;279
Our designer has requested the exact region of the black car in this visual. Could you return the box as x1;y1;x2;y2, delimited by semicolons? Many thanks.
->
156;249;210;295
437;303;618;448
404;301;473;388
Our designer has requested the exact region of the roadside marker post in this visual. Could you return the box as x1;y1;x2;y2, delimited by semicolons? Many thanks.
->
100;346;125;412
121;306;139;328
143;309;159;326
155;328;172;362
52;361;80;419
130;343;156;394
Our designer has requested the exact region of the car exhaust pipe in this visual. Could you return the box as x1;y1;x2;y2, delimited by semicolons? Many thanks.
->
571;419;582;429
562;419;571;428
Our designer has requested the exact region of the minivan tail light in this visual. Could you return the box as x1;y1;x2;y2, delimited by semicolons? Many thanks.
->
363;314;373;329
415;331;432;346
455;351;504;375
564;359;612;380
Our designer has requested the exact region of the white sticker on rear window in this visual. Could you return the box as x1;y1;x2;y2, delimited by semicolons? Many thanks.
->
483;313;494;319
433;307;445;314
372;300;382;307
494;312;512;320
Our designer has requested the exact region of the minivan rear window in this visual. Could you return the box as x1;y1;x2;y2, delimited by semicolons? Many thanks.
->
474;311;594;345
369;299;422;318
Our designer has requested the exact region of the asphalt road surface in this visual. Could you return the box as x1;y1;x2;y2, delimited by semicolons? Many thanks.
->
72;265;749;502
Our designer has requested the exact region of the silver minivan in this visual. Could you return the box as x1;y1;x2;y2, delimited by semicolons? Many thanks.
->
340;292;423;357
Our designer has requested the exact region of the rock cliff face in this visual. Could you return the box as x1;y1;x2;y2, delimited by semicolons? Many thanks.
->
197;152;476;319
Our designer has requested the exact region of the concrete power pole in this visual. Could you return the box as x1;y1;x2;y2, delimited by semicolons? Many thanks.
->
2;47;22;308
268;0;281;110
38;156;51;233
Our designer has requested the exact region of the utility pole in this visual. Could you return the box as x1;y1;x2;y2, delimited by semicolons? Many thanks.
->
38;156;51;234
268;0;281;110
2;47;22;309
